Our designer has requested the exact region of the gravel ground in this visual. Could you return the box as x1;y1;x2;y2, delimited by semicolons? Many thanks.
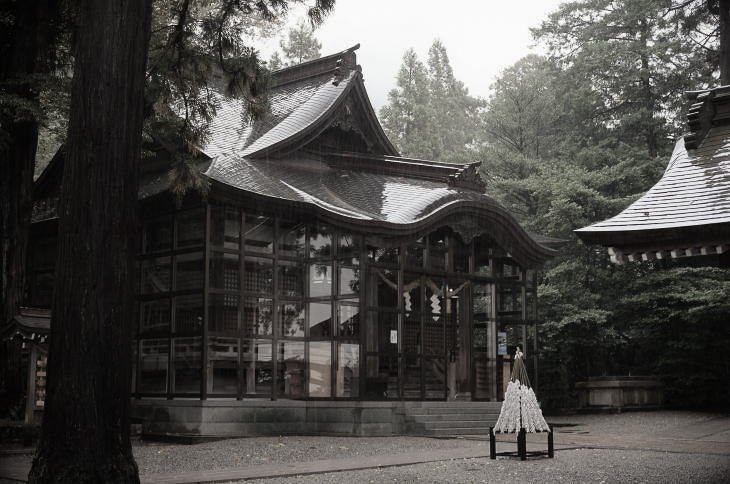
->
242;448;730;484
133;436;481;475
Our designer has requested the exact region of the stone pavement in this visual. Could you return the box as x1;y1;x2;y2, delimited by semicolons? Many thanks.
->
1;412;729;483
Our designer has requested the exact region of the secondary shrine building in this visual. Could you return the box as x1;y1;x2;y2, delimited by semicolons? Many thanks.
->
19;46;556;436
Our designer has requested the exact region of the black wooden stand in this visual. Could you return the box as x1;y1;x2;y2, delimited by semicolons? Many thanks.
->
489;426;554;460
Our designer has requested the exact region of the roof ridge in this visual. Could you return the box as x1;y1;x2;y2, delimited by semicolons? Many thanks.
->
271;44;360;88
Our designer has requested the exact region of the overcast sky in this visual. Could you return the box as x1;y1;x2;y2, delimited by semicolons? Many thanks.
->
257;0;566;111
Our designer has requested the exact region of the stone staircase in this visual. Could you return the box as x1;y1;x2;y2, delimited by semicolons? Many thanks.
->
403;402;502;436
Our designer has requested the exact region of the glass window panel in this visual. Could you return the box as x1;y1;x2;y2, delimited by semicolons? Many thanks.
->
142;256;170;294
526;291;537;320
140;299;170;334
175;252;204;291
143;216;172;253
176;209;205;248
403;312;421;354
244;257;273;295
428;230;447;272
208;336;238;394
308;302;332;338
338;303;360;338
502;324;526;353
403;356;421;399
423;315;444;356
336;343;359;398
208;293;239;333
210;251;239;291
174;294;203;333
243;340;272;395
339;267;360;296
365;311;398;353
278;261;303;297
498;287;523;315
309;223;332;258
244;214;274;254
277;341;305;398
501;260;523;280
365;354;399;399
309;342;332;397
139;339;168;393
403;273;422;315
210;206;240;250
453;236;470;273
405;241;424;268
474;238;493;276
279;302;305;338
368;246;399;265
173;337;201;394
309;263;332;298
242;297;273;336
368;268;398;308
473;284;494;320
424;358;446;399
278;220;305;258
338;234;360;265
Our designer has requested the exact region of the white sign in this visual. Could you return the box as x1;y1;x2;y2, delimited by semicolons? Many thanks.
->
390;330;398;344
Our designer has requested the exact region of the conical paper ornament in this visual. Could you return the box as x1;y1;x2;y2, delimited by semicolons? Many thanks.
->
494;348;549;433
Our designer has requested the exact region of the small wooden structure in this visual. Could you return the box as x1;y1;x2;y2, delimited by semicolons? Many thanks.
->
576;86;730;267
490;349;553;460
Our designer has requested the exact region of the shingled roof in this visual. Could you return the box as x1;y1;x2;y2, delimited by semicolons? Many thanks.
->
576;86;730;264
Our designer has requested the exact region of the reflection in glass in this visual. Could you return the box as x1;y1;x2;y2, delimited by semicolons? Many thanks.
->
174;337;201;393
209;251;239;290
244;214;274;253
308;302;332;338
368;246;398;265
210;206;240;250
139;339;168;393
338;234;360;265
141;256;170;294
337;343;359;397
176;209;205;248
278;341;305;398
243;340;272;395
244;257;273;294
278;261;303;297
339;267;359;296
278;220;305;258
338;303;359;337
308;263;332;298
309;223;332;258
175;252;204;290
208;336;238;394
174;294;203;333
473;284;493;320
140;299;170;333
279;302;305;338
405;241;424;268
208;294;238;333
308;341;331;397
242;297;273;336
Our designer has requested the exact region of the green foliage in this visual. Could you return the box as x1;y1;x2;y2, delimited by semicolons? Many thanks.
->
380;40;483;162
279;19;322;66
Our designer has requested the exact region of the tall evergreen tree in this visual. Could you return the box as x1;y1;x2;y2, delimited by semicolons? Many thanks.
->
280;19;322;65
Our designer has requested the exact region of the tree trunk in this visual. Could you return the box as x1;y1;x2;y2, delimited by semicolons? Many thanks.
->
721;0;730;85
28;1;152;482
0;0;56;416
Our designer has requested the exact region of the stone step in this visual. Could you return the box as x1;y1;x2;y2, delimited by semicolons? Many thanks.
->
420;427;493;436
410;419;497;429
408;413;499;423
405;407;501;416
